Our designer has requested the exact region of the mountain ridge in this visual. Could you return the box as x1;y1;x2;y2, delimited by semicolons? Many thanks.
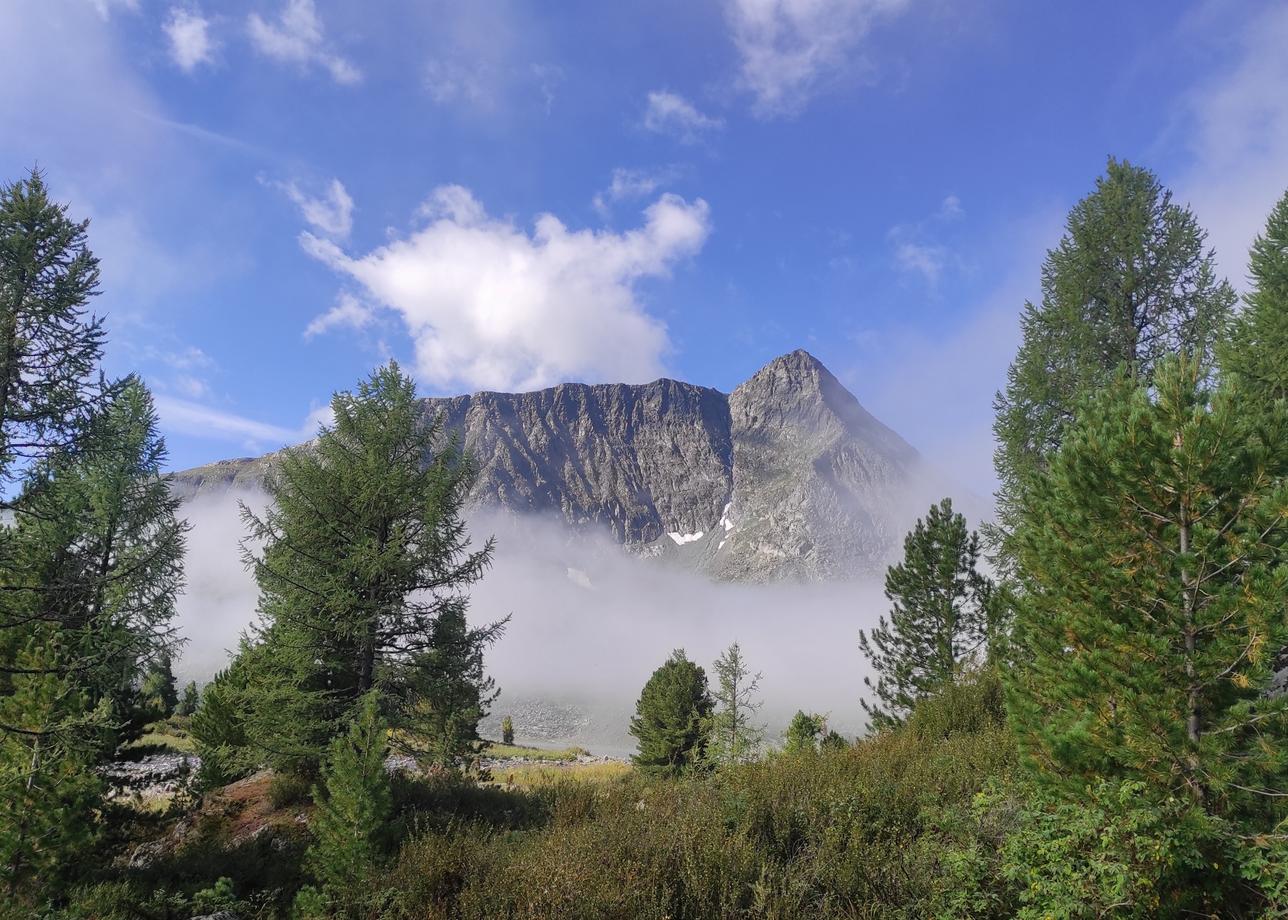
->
170;350;927;581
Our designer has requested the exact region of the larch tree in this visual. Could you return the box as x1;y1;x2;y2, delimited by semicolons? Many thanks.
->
992;159;1235;562
238;362;501;775
1006;357;1288;817
705;641;764;767
859;497;992;730
1223;187;1288;405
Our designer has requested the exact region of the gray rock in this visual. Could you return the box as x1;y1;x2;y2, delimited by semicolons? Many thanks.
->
168;350;922;581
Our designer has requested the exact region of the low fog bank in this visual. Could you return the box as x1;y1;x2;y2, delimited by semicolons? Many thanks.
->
171;492;981;754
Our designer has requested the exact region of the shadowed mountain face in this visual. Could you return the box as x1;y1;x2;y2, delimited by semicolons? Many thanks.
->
169;350;924;581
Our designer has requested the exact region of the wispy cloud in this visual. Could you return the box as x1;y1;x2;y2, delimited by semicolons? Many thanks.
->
304;292;375;339
888;194;964;286
164;6;217;73
265;176;354;239
247;0;361;85
592;166;683;216
724;0;911;117
300;185;712;393
642;91;724;144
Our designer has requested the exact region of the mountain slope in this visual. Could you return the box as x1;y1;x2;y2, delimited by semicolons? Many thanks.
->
169;350;924;581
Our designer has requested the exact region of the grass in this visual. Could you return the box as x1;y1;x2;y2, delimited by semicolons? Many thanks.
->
482;741;593;761
489;761;632;789
120;716;198;754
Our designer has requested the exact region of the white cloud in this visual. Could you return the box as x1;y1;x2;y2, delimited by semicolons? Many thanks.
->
424;58;491;106
592;166;681;216
247;0;361;85
1176;2;1288;287
888;193;964;286
164;6;216;73
300;186;712;393
892;241;946;285
304;292;375;339
642;91;724;143
155;394;305;447
724;0;910;117
269;176;354;239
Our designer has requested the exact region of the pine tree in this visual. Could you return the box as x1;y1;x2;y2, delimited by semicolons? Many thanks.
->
0;633;108;895
302;691;391;917
782;711;825;754
500;715;514;746
0;169;109;492
859;498;992;730
239;362;500;774
992;159;1235;561
190;661;252;789
176;681;200;717
141;652;179;719
705;642;764;767
629;649;712;774
1006;357;1288;817
1223;188;1288;405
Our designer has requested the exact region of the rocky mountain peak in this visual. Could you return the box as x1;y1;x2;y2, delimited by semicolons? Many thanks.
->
170;350;928;581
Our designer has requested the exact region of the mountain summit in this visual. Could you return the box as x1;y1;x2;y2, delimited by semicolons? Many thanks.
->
170;351;925;581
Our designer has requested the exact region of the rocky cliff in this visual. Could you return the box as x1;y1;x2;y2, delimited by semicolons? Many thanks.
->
169;350;924;581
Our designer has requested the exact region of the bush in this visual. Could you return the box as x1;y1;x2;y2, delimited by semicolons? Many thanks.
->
269;770;313;809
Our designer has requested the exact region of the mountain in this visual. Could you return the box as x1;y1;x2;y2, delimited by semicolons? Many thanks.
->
169;350;927;581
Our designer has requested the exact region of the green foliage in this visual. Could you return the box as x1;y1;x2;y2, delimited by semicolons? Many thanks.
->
1007;357;1288;817
704;641;764;767
190;663;252;789
175;680;200;717
237;362;501;774
303;692;393;917
139;652;178;719
860;497;993;729
782;710;826;754
992;158;1235;559
630;649;712;775
269;770;313;809
1224;187;1288;405
500;715;514;746
0;634;107;895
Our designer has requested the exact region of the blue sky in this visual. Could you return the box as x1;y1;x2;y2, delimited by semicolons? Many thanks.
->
2;0;1285;496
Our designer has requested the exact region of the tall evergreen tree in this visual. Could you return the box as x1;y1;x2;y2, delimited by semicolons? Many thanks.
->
141;652;179;719
1223;188;1288;405
859;498;992;730
3;378;187;740
705;641;764;767
0;169;109;491
1006;357;1288;816
782;711;826;754
298;691;392;918
630;649;712;775
239;362;499;774
992;159;1235;559
176;680;200;717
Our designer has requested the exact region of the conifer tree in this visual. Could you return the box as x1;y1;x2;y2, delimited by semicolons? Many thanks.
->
630;649;712;774
705;641;764;767
859;498;992;730
992;159;1235;559
1223;188;1288;405
177;681;200;717
0;169;109;491
1007;357;1288;816
500;715;514;746
782;711;825;754
300;692;391;917
239;362;499;774
141;652;179;718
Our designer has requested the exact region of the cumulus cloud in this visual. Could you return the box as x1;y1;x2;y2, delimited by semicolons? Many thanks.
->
304;291;375;339
300;185;712;393
247;0;361;85
642;90;724;143
1176;2;1288;287
724;0;910;117
592;166;682;216
269;176;354;239
164;6;216;73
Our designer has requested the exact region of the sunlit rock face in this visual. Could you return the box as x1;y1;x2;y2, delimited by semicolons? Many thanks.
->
168;350;924;582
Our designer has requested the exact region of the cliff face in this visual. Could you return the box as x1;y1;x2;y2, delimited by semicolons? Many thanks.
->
169;350;923;581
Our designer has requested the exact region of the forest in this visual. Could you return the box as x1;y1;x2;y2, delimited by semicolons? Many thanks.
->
2;157;1288;918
